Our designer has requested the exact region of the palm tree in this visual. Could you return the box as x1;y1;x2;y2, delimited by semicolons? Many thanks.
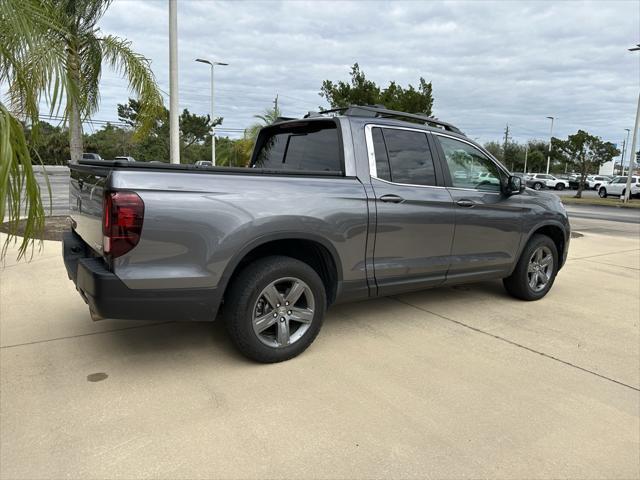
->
0;0;163;259
0;0;67;258
6;0;163;163
245;97;283;143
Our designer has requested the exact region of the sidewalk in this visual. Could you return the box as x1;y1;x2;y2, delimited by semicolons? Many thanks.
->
1;232;638;479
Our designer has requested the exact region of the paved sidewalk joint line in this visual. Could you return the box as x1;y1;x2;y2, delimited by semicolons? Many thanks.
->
0;321;175;349
569;248;640;261
390;297;640;393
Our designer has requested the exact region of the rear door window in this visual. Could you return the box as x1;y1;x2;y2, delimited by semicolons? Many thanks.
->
371;127;437;186
252;122;342;172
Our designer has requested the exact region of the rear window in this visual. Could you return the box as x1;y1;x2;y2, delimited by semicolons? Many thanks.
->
251;121;342;173
371;127;437;186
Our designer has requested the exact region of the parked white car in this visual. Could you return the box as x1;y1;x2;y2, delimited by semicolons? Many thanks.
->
526;173;569;191
598;176;640;199
586;175;612;190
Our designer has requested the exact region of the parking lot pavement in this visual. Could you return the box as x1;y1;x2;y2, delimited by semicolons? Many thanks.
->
1;232;638;479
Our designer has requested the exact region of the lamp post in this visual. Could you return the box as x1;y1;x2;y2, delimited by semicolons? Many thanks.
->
545;116;555;174
620;128;630;175
195;58;228;165
623;44;640;203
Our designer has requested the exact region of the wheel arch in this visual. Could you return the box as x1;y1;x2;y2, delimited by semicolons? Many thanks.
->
219;233;343;307
513;221;569;275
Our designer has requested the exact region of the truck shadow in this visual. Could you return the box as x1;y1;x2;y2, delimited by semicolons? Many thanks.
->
97;280;508;365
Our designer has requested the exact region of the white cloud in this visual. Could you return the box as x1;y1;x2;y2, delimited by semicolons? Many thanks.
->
94;0;639;147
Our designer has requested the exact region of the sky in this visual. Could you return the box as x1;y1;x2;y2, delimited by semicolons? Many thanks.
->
93;0;639;155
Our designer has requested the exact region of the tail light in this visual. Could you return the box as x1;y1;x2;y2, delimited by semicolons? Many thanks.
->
103;191;144;258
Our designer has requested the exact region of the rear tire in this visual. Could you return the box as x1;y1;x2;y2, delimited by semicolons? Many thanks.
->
224;255;326;363
503;234;558;301
555;184;565;191
598;187;607;198
533;182;543;191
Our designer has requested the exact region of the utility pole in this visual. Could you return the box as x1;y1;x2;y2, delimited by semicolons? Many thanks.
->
623;44;640;203
503;124;510;168
523;143;529;174
545;116;555;174
169;0;180;164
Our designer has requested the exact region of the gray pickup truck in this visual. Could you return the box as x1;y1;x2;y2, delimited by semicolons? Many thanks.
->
64;105;570;362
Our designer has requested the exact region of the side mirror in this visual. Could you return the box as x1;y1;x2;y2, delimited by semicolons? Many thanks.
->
502;175;524;196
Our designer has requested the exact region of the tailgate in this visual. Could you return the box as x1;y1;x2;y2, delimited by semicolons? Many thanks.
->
69;163;111;254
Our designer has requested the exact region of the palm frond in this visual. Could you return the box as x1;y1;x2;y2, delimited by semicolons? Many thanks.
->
99;34;164;139
0;103;45;260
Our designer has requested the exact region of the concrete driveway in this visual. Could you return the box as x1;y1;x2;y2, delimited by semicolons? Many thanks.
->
1;230;638;479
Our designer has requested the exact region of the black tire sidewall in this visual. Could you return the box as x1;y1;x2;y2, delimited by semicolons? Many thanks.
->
599;188;607;198
224;256;326;363
504;234;559;301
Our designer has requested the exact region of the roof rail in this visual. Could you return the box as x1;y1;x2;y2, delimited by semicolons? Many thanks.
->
343;105;463;134
304;104;462;134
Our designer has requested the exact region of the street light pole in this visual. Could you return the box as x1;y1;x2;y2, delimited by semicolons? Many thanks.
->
545;116;555;174
623;44;640;203
621;128;631;175
195;58;228;165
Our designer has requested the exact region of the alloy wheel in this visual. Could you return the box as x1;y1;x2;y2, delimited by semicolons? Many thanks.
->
527;246;553;292
252;277;315;348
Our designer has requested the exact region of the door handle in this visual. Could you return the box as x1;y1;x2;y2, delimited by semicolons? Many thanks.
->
379;194;404;204
456;199;476;208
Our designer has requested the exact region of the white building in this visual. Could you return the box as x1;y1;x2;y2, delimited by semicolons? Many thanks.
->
599;160;615;175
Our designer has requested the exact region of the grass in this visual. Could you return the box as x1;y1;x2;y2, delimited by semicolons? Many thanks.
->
560;196;640;209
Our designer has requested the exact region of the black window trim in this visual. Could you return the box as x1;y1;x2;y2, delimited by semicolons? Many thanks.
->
364;123;446;189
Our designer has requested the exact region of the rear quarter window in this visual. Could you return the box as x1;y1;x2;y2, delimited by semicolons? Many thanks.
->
251;121;342;173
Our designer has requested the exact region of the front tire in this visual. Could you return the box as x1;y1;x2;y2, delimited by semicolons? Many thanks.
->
224;256;326;363
555;183;565;191
598;187;607;198
503;234;558;301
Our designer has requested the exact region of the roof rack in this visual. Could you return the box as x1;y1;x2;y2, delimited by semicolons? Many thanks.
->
304;104;463;134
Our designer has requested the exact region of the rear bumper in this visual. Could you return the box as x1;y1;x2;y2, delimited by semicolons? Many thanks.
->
63;230;220;321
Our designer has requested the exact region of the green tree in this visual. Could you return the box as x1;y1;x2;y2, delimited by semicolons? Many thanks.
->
215;136;251;167
20;122;71;166
84;123;133;160
320;63;434;115
4;0;163;163
0;0;66;258
245;97;283;143
484;141;503;161
117;99;221;163
554;130;620;198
